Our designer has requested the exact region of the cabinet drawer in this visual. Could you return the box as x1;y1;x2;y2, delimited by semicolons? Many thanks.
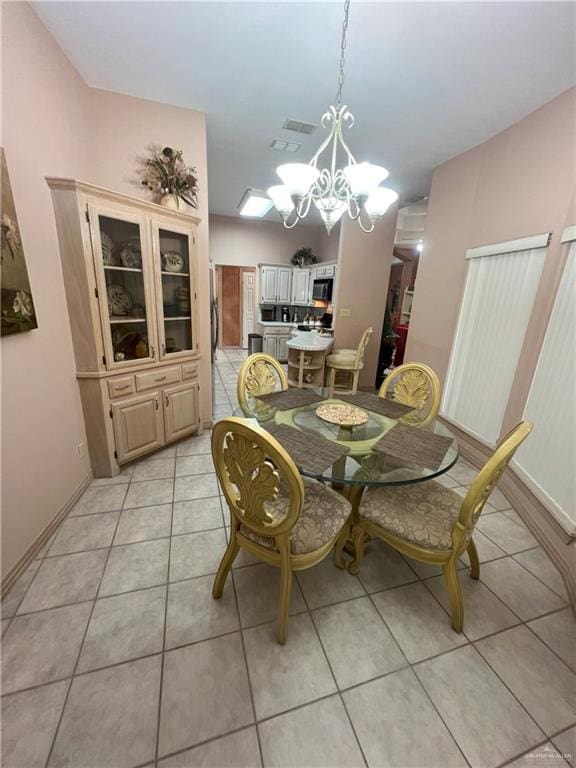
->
136;366;181;392
108;376;135;399
181;362;199;381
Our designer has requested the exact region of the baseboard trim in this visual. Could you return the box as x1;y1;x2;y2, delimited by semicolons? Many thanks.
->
444;419;576;613
0;471;93;598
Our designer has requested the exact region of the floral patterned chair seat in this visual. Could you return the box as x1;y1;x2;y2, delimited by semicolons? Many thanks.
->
240;478;350;555
361;481;461;551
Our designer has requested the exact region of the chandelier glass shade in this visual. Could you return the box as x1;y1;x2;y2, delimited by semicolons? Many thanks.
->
267;1;398;234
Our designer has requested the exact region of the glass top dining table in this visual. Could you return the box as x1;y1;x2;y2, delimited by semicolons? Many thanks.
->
232;387;459;488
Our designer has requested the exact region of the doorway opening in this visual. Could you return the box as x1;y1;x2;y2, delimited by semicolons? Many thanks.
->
215;265;256;350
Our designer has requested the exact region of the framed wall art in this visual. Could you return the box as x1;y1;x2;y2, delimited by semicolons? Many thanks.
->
1;147;38;336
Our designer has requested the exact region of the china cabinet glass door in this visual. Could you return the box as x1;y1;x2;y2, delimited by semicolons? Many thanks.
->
89;205;157;369
152;222;197;359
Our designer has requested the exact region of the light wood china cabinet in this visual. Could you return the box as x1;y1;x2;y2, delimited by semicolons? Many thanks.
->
47;178;204;476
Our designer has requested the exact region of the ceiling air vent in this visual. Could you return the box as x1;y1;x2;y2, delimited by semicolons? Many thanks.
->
282;118;318;135
270;139;301;153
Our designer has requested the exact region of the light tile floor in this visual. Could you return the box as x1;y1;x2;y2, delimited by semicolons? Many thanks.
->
1;348;574;768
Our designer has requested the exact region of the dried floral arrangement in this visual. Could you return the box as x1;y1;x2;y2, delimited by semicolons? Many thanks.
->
140;146;199;208
291;247;318;267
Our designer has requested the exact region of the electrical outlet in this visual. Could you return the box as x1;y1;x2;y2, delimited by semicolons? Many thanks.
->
77;442;87;458
340;308;351;317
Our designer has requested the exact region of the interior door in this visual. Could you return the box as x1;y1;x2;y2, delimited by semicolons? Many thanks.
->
163;381;200;442
221;266;241;346
242;271;256;347
150;220;198;360
88;203;157;370
112;391;164;463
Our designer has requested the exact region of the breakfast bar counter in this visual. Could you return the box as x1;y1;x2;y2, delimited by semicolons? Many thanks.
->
286;332;333;388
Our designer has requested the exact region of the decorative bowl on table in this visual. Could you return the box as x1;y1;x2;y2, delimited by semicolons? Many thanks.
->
316;403;368;427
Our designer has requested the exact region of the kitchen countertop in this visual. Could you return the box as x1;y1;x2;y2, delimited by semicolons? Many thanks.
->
286;333;333;351
258;321;298;327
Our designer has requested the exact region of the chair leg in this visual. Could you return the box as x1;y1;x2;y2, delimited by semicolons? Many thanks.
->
334;521;350;570
467;538;480;580
351;370;359;395
327;367;336;397
443;560;464;632
212;536;239;599
276;549;293;645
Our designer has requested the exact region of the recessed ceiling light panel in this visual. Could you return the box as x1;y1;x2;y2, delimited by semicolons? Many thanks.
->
237;189;274;218
282;119;318;135
270;139;302;152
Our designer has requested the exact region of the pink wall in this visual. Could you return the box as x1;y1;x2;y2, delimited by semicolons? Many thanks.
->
333;207;398;387
1;2;92;578
209;214;321;267
406;86;576;433
1;4;211;579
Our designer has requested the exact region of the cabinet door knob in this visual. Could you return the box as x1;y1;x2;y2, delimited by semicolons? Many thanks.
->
165;394;169;408
150;346;155;358
155;398;159;410
161;343;166;356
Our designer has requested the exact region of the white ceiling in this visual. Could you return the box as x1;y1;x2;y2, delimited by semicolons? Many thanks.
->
35;1;575;223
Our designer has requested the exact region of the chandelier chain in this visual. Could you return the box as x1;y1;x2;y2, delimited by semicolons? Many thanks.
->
335;0;351;107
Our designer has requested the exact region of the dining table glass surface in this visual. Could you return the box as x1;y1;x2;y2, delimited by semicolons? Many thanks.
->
232;387;458;487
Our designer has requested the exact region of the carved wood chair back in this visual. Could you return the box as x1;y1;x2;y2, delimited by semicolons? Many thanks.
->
237;353;288;414
212;417;304;541
379;362;441;426
456;421;533;545
354;326;374;369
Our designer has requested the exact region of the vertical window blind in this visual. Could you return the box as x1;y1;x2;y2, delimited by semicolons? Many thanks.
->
442;241;547;445
513;239;576;533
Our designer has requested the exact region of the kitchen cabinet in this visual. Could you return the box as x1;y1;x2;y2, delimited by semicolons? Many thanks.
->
262;327;291;362
291;269;310;305
112;391;164;464
164;381;200;443
260;265;292;303
276;267;292;303
260;266;278;303
47;178;204;476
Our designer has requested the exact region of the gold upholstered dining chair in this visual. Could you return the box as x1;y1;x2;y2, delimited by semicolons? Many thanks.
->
212;418;352;643
347;421;533;632
237;352;288;415
379;362;441;427
326;326;374;396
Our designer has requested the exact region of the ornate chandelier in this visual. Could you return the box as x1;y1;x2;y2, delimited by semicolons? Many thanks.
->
268;0;398;234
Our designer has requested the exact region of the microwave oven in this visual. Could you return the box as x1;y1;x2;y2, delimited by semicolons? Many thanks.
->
312;278;333;301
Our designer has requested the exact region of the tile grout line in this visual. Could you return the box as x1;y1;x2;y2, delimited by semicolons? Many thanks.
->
43;504;124;768
297;566;370;768
153;458;177;766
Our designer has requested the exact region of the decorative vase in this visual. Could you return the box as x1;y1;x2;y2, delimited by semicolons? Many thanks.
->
160;193;181;211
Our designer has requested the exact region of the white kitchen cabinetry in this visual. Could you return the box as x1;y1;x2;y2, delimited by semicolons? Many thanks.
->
260;265;292;303
47;178;204;476
260;266;278;303
292;269;310;305
276;267;292;303
261;326;291;362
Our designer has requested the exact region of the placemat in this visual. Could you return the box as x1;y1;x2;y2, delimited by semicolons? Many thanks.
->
373;423;454;470
339;392;414;419
266;423;350;474
256;388;324;411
